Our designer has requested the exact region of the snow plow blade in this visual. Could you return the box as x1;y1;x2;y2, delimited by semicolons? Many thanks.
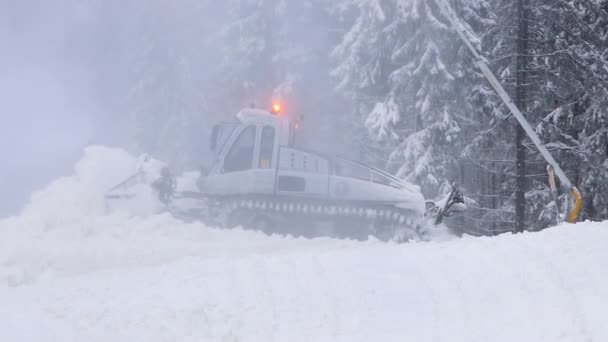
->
104;155;175;216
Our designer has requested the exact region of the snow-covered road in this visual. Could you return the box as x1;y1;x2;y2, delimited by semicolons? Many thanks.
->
1;146;606;341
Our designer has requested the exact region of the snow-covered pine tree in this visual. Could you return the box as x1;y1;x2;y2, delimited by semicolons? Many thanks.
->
451;0;557;233
333;0;494;201
533;0;608;222
331;0;397;164
385;0;499;200
463;0;608;230
443;0;521;234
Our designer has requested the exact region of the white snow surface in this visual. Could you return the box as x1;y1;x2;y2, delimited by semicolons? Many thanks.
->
1;146;607;341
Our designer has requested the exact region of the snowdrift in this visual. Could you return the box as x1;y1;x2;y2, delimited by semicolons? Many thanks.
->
0;146;607;342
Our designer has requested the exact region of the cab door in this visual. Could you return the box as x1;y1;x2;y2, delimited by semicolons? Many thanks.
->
251;125;278;194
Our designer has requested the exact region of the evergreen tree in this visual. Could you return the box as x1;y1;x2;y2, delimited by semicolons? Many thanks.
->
331;0;396;163
462;0;608;230
333;0;494;200
534;0;608;222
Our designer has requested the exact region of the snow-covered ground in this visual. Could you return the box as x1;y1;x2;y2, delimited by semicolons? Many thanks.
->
1;146;607;341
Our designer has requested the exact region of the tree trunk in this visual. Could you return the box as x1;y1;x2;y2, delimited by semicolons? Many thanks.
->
490;165;497;234
514;0;529;233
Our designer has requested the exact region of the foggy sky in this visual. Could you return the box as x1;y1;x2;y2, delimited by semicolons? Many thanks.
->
0;1;96;217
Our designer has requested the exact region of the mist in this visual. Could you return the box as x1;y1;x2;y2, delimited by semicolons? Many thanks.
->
0;0;352;217
0;1;97;217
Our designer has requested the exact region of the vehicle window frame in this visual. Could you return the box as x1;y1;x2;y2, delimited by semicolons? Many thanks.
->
258;126;275;169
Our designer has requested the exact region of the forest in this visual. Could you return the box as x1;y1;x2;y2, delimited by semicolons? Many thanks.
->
8;0;607;234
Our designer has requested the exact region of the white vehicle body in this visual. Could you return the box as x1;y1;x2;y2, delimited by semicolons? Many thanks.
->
199;108;425;216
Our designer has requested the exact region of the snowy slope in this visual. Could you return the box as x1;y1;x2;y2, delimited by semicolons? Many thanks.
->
1;147;607;342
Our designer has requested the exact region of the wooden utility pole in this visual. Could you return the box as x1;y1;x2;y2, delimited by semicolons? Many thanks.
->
514;0;529;233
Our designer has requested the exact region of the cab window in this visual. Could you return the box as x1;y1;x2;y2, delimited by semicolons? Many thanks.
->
224;125;256;173
259;126;275;169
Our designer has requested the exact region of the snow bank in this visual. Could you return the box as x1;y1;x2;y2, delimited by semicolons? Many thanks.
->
0;146;607;342
0;146;349;287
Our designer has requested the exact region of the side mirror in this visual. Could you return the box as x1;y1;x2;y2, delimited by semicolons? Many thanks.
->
210;125;219;151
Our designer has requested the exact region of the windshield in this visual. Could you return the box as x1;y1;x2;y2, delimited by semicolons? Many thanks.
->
214;121;239;154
